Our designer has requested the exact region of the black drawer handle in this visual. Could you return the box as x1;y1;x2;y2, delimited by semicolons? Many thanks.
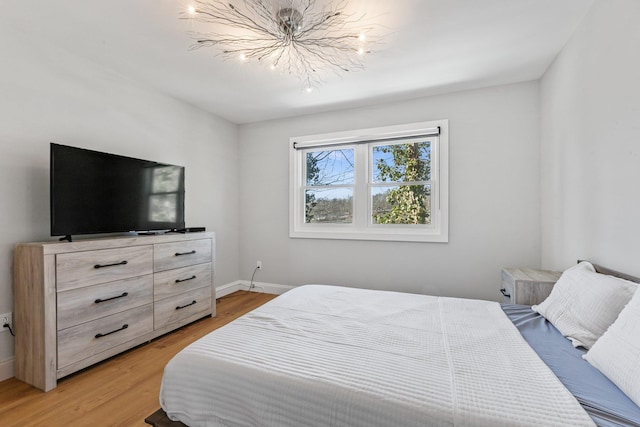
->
176;300;197;310
95;324;128;339
500;288;511;298
175;275;196;284
95;292;129;304
175;250;196;257
94;260;128;269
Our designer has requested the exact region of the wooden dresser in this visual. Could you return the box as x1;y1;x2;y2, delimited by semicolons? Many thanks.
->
13;232;215;391
500;267;562;306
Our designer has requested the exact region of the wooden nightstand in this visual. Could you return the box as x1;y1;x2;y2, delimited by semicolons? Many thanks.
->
500;268;562;305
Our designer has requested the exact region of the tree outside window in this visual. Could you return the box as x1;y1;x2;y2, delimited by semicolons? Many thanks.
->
371;141;431;225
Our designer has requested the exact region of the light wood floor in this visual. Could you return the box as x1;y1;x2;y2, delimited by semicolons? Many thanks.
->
0;291;277;427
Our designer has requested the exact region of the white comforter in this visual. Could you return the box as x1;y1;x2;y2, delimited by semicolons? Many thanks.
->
160;285;595;427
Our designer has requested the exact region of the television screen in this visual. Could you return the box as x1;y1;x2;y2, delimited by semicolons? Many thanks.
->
50;143;185;238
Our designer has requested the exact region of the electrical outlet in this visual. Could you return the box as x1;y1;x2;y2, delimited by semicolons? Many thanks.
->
1;312;12;332
256;260;262;269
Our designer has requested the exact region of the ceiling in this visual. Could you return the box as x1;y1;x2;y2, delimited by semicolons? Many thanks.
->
1;0;594;124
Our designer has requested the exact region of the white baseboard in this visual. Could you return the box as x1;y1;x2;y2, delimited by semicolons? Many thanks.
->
0;357;14;382
215;281;243;298
216;280;295;298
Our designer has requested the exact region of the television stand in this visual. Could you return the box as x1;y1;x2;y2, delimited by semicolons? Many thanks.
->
13;232;216;391
59;235;72;242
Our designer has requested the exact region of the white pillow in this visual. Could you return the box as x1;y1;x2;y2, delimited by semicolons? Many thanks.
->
532;261;637;349
584;289;640;407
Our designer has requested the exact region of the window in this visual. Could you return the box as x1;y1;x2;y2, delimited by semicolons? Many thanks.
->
290;120;448;242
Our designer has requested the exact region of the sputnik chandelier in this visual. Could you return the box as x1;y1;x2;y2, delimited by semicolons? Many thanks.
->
182;0;376;90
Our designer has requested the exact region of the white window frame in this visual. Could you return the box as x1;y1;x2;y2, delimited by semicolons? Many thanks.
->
289;120;448;242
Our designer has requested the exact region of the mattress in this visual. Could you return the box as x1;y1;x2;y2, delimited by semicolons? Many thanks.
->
503;304;640;427
160;285;595;426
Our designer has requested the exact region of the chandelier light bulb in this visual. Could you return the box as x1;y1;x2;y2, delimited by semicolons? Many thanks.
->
187;5;196;15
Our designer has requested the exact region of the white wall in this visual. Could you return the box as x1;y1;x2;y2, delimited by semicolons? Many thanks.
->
541;0;640;275
8;0;635;378
0;32;240;363
239;81;541;300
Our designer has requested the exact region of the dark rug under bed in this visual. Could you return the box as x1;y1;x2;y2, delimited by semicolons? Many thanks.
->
145;408;187;427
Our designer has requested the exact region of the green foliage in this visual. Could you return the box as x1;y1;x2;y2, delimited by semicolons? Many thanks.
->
373;142;431;225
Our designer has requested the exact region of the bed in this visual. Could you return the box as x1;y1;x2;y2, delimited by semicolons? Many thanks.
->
159;262;640;427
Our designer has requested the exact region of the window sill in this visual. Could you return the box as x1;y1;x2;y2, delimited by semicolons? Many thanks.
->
289;227;448;243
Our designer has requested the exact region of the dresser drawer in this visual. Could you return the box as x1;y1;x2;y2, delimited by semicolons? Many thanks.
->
154;263;212;301
154;239;212;272
57;304;153;369
57;275;153;330
57;246;153;291
154;286;211;329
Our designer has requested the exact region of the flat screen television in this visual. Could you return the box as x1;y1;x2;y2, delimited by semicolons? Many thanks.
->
50;143;185;240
